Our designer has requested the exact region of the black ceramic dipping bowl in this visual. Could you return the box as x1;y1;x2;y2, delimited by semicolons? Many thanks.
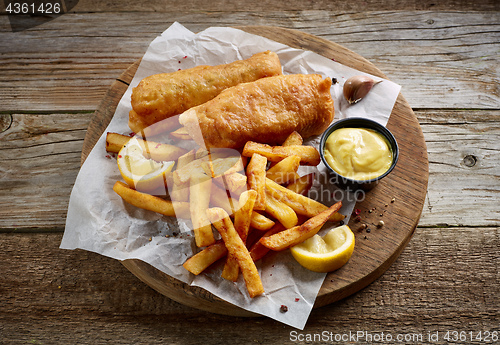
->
319;117;399;191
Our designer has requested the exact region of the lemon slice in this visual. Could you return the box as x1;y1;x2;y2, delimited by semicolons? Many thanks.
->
290;225;355;273
117;137;174;193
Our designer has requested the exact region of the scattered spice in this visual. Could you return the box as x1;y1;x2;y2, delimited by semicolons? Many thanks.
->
118;155;122;158
355;216;361;222
391;197;396;203
332;77;338;84
280;305;288;313
366;228;371;233
295;298;300;302
183;56;188;59
377;220;385;228
339;220;344;225
353;208;361;216
359;224;367;231
105;155;111;159
128;132;135;137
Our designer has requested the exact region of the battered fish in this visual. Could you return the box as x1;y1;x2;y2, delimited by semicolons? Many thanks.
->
178;74;334;149
129;51;282;134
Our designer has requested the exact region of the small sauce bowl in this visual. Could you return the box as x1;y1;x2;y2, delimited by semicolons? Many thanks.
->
319;117;399;190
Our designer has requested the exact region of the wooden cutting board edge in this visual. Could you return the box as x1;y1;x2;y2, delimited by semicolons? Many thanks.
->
81;26;429;317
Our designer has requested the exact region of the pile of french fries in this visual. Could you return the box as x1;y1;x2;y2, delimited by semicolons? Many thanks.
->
106;130;345;298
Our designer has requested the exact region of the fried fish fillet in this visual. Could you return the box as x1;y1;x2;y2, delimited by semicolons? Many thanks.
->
178;74;334;149
129;51;282;134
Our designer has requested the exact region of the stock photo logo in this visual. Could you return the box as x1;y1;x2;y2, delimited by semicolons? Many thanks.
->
4;0;79;32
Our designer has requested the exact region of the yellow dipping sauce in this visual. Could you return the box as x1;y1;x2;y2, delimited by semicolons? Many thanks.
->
323;127;393;181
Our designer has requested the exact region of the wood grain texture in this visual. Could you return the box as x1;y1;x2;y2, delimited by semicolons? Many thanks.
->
0;12;498;110
0;229;497;343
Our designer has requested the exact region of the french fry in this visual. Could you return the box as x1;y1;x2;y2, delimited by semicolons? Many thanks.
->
221;253;240;282
170;126;191;140
213;172;247;193
282;131;303;146
210;183;236;215
106;132;131;153
246;153;267;211
141;140;188;162
189;174;215;247
286;172;315;196
266;155;301;184
221;190;256;282
269;131;303;168
209;184;275;231
107;132;188;161
113;181;190;219
249;223;286;262
174;156;209;185
206;208;264;298
201;155;245;178
183;241;227;275
242;141;321;166
234;190;257;242
250;212;276;231
264;191;298;229
266;178;345;222
259;202;342;251
170;149;196;202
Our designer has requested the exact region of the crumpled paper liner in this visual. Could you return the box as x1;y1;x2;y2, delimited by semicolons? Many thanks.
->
61;22;401;329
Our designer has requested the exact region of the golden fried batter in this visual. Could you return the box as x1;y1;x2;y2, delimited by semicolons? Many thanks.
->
179;74;334;149
129;51;282;134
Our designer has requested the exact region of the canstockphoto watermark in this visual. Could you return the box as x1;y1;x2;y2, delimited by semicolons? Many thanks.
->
3;0;79;32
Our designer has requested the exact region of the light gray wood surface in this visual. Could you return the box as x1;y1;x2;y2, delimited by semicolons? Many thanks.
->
0;1;498;343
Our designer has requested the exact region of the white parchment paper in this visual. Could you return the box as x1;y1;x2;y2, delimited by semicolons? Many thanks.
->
60;22;401;329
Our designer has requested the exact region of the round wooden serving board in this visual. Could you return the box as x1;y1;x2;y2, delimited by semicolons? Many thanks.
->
81;26;429;317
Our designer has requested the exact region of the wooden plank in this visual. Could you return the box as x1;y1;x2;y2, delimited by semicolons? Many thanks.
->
0;228;497;342
0;11;498;111
0;113;91;230
70;0;500;12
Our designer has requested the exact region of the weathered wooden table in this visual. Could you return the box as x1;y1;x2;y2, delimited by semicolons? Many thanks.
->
1;1;498;343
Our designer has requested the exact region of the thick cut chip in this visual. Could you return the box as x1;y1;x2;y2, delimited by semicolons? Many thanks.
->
246;153;267;211
286;173;315;196
242;142;321;166
183;241;228;275
264;191;298;229
189;174;215;247
259;202;342;251
266;155;301;185
112;181;190;218
266;178;345;222
206;208;264;298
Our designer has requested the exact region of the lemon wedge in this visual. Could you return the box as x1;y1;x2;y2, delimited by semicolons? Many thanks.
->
290;225;355;273
117;137;174;193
